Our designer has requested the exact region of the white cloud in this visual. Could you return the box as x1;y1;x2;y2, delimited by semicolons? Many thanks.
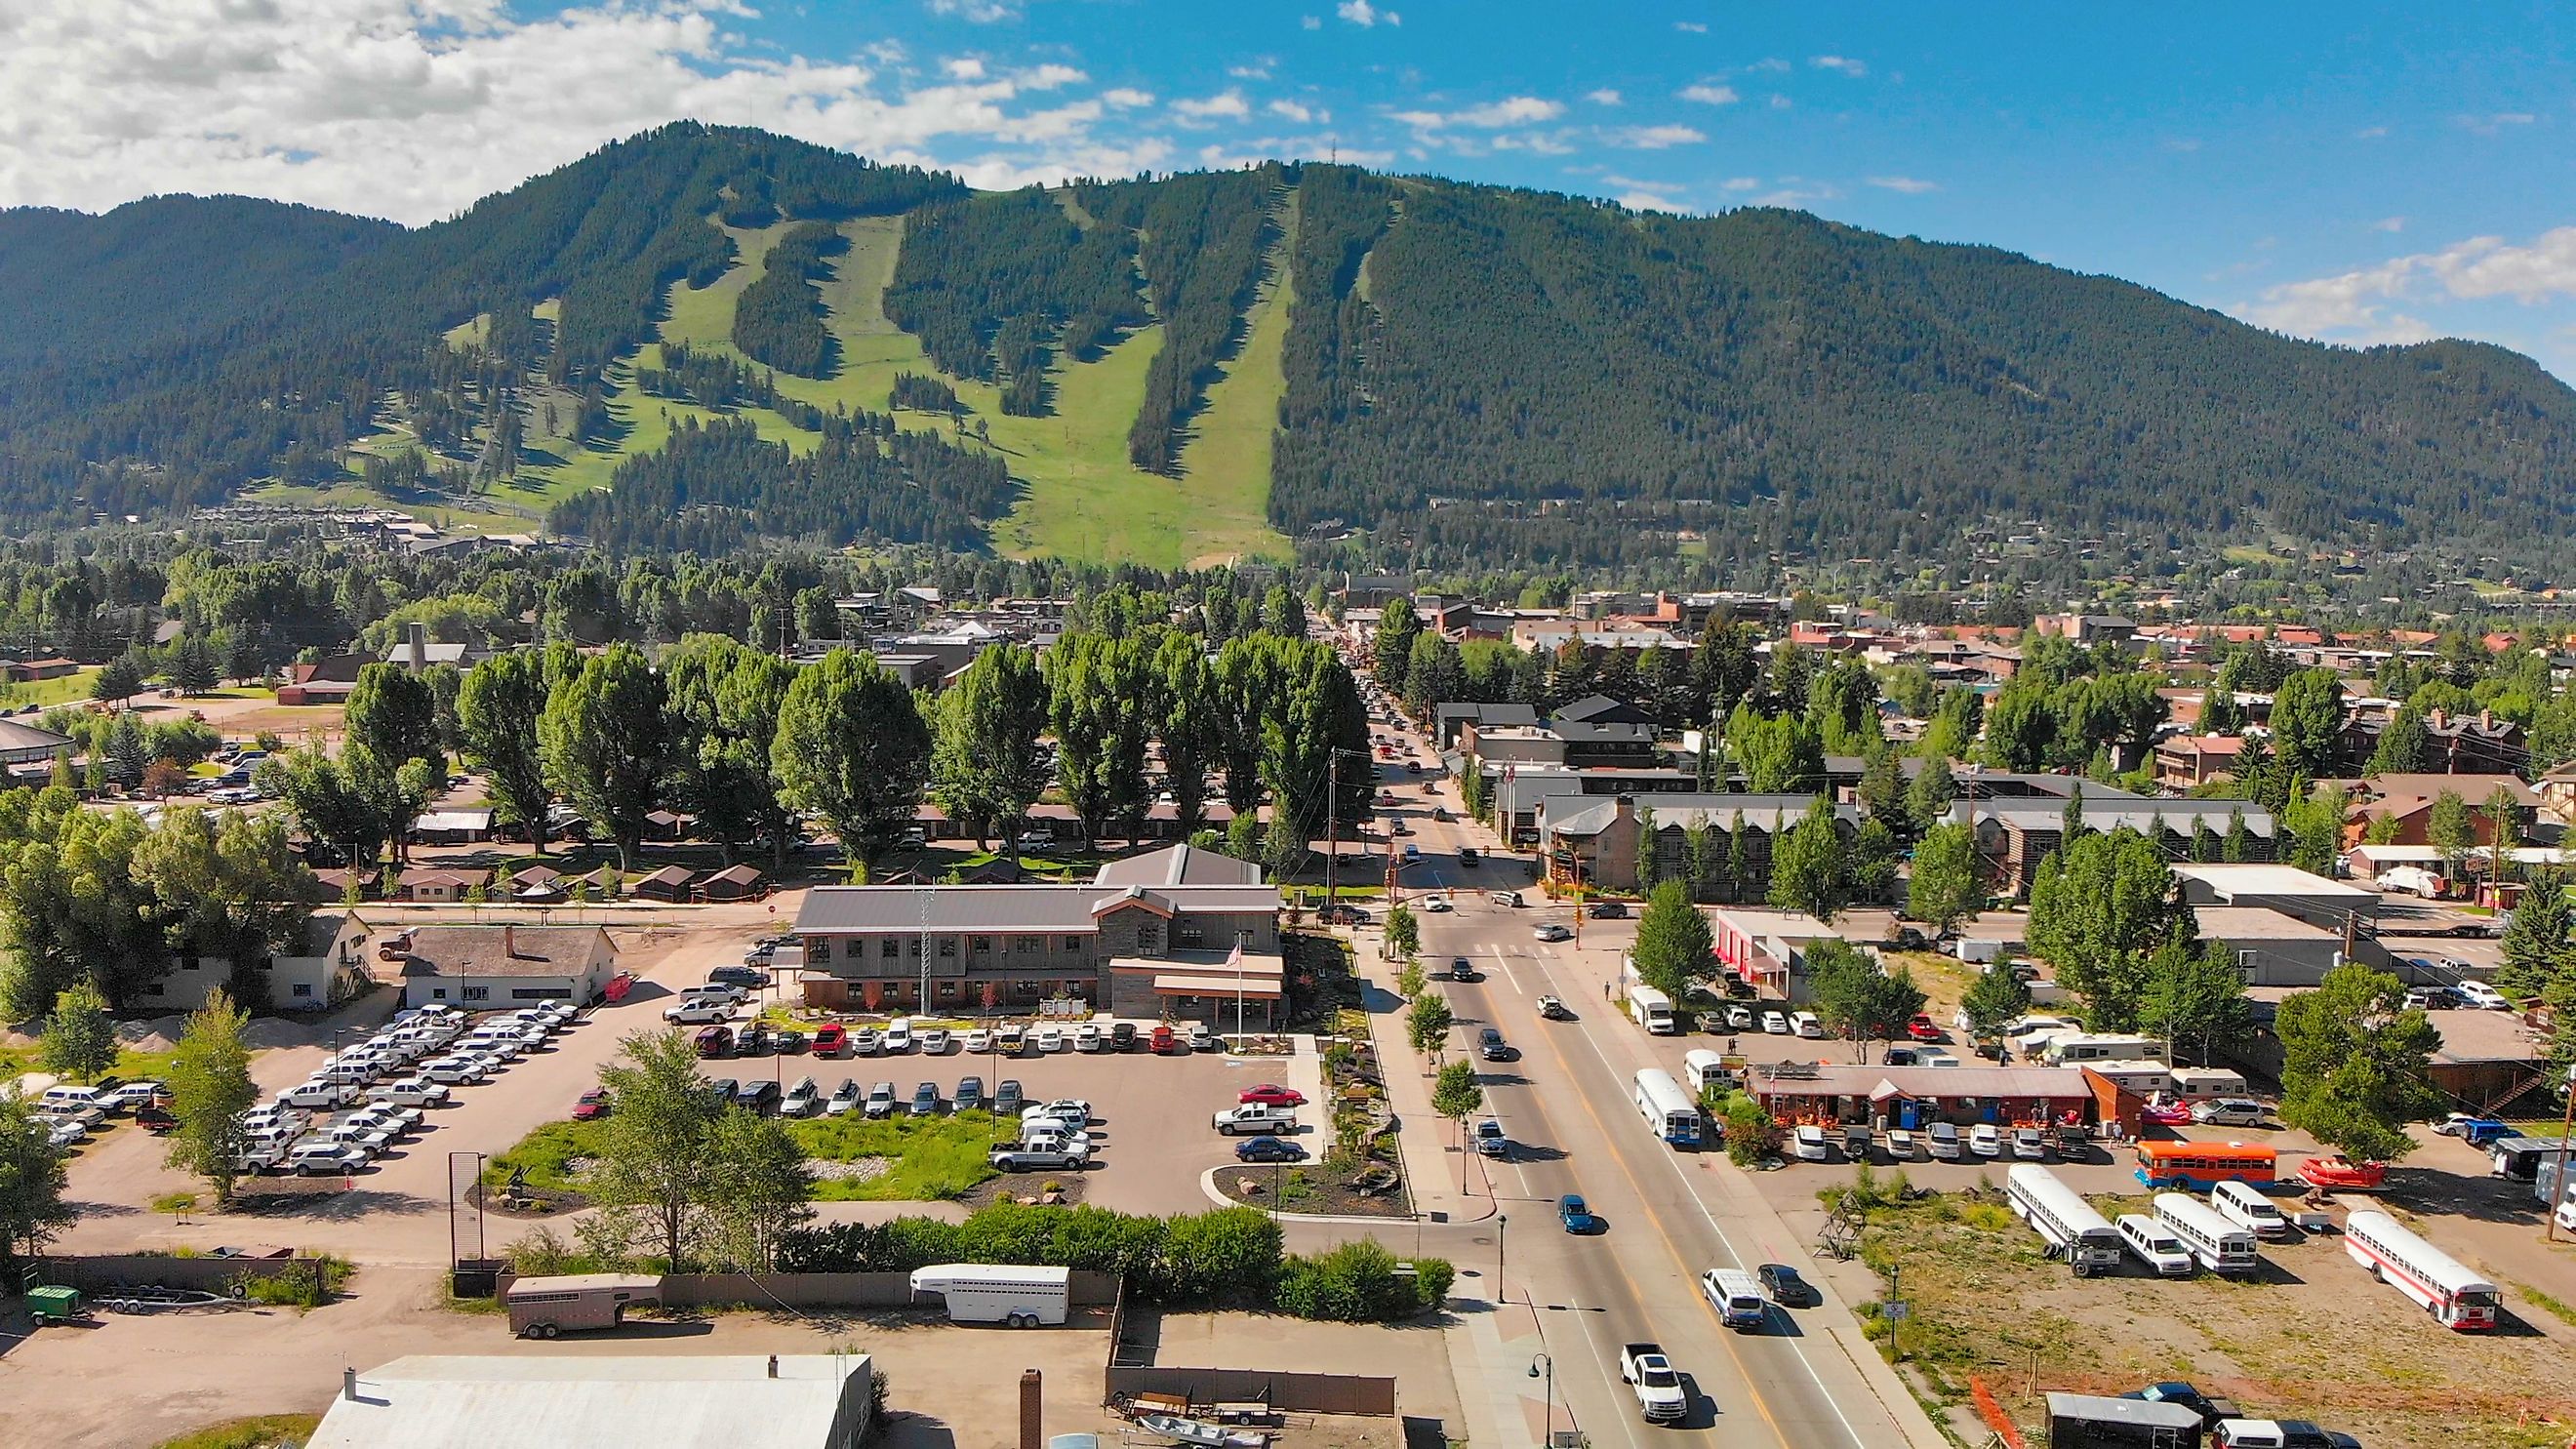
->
1751;58;1791;72
1601;124;1705;149
929;0;1020;20
1586;89;1623;106
1228;60;1274;80
1493;132;1577;156
1811;55;1867;76
1268;99;1316;123
1454;96;1563;127
1620;188;1683;211
1338;0;1399;26
1769;94;1793;109
2371;216;2406;233
1720;177;1760;191
1672;20;1709;32
0;0;1167;224
1171;89;1253;122
2355;124;2391;140
1679;83;1740;105
1102;88;1155;109
2242;226;2576;346
1866;175;1938;194
1303;15;1322;29
2458;111;2538;135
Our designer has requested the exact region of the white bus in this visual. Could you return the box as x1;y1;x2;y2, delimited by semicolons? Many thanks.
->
1627;985;1676;1035
908;1264;1071;1327
1682;1048;1737;1096
1631;1068;1702;1148
2005;1165;2123;1276
2153;1191;2258;1275
2344;1211;2500;1331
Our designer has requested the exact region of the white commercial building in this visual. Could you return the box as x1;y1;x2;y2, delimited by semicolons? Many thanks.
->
308;1354;874;1449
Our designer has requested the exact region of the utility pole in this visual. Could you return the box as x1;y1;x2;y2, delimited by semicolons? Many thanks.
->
1324;752;1339;914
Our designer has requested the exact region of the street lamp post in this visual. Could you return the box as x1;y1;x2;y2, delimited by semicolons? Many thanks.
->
1528;1354;1556;1443
1496;1212;1509;1306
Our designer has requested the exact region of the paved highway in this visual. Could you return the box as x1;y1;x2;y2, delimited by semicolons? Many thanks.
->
1348;696;1917;1448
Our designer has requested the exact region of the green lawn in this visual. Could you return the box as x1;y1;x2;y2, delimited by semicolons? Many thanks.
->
0;666;101;709
486;1107;1015;1203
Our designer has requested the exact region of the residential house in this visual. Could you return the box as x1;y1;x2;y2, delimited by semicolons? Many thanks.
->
138;911;380;1012
2153;734;2244;790
1959;798;2275;895
392;867;495;905
2340;707;2530;777
698;865;770;902
631;865;697;904
390;923;618;1009
275;654;371;706
409;809;495;846
2320;772;2538;848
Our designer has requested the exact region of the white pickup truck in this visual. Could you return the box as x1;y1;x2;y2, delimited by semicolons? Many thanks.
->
1211;1103;1298;1136
1619;1343;1687;1423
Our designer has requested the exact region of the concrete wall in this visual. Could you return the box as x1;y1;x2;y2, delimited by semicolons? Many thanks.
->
36;1254;324;1294
1104;1367;1400;1417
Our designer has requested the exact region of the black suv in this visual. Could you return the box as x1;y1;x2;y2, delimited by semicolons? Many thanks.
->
1109;1022;1138;1052
708;964;768;988
736;1023;774;1056
732;1079;781;1114
1476;1026;1516;1062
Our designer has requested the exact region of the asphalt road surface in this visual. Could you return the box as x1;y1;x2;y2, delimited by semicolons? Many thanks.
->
1348;706;1908;1448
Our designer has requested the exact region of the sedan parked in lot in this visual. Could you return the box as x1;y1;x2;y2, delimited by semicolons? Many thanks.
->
572;1089;612;1120
865;1082;897;1119
992;1080;1026;1116
963;1028;992;1054
1073;1025;1106;1053
1035;1026;1067;1053
954;1076;986;1112
909;1081;942;1116
1761;1011;1790;1034
1234;1136;1307;1163
918;1027;951;1056
1238;1083;1306;1107
1969;1123;2004;1157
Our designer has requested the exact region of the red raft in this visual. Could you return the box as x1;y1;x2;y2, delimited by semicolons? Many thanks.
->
2297;1154;2388;1191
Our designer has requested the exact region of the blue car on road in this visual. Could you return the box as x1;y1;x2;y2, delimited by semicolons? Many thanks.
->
1558;1193;1600;1233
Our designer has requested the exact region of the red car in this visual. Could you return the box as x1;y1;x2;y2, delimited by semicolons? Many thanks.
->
601;971;636;1004
1906;1015;1943;1042
1148;1025;1182;1054
812;1024;848;1056
1238;1084;1306;1107
572;1089;611;1120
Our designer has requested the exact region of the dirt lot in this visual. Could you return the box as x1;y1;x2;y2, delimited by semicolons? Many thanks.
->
1819;1182;2576;1449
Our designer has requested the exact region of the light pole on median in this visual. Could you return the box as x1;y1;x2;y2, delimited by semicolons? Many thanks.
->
1528;1354;1556;1443
1496;1212;1509;1307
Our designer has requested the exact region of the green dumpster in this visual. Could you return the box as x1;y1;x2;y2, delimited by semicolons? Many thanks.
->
26;1285;82;1324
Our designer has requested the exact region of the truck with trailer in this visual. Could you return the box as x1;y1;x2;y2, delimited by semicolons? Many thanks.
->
908;1264;1071;1327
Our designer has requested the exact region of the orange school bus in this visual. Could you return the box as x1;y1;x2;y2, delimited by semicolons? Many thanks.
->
2133;1139;2276;1190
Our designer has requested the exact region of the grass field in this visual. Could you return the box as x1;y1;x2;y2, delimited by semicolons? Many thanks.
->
311;195;1299;566
152;1415;322;1449
0;665;101;709
485;1105;1014;1203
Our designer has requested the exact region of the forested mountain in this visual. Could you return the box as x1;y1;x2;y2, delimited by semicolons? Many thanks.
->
4;127;2573;574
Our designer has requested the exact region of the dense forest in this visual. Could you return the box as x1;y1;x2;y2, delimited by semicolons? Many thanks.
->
546;412;1014;555
729;221;844;378
1072;167;1283;473
7;131;2576;576
882;187;1146;416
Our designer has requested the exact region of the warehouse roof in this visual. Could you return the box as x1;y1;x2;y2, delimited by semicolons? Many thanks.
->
309;1354;868;1449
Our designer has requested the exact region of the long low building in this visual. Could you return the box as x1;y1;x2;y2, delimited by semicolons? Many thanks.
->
309;1355;872;1449
1744;1061;2143;1135
789;844;1284;1024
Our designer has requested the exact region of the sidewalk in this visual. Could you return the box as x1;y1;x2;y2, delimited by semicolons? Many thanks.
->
1335;919;1499;1228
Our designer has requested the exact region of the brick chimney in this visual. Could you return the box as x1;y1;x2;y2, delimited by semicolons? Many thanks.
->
503;924;517;958
1019;1369;1043;1449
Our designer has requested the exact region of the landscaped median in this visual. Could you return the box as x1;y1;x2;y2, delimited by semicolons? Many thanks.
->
488;1109;1019;1206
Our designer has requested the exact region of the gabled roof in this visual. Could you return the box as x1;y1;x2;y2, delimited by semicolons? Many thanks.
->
1092;843;1264;888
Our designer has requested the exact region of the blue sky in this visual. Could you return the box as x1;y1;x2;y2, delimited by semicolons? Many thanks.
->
5;1;2572;375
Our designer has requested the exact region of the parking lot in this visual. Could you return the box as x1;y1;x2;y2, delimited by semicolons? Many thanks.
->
50;923;1332;1266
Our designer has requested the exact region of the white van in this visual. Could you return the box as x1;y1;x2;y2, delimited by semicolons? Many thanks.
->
2209;1180;2292;1240
1791;1011;1825;1039
1698;1268;1769;1330
2115;1213;2194;1276
38;1084;103;1114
